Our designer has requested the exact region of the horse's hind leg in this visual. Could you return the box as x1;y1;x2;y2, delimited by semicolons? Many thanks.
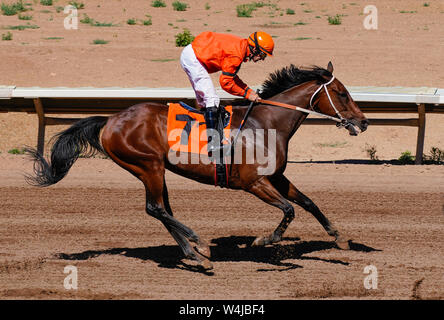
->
270;174;350;249
140;166;212;269
247;177;295;246
162;179;211;259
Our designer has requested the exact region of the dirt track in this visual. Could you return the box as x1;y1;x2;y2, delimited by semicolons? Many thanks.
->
0;0;443;301
0;154;442;300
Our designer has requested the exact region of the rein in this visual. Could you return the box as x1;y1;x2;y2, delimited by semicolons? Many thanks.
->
258;98;343;124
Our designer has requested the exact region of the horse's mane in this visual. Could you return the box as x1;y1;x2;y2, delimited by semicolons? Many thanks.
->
259;65;332;99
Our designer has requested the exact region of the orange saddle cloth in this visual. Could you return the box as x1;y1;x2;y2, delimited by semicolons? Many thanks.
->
167;102;233;155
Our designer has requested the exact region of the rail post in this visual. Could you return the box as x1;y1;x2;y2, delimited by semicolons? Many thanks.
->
415;103;426;165
33;98;46;155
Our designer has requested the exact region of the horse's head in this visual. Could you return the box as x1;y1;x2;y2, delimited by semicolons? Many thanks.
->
311;62;369;136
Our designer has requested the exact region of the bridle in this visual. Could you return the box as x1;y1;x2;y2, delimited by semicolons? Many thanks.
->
309;75;344;122
259;75;351;128
232;75;354;156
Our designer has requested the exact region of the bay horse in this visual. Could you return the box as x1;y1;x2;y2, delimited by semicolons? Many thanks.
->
25;62;369;270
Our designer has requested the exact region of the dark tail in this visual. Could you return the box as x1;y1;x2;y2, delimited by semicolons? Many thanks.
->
25;116;108;187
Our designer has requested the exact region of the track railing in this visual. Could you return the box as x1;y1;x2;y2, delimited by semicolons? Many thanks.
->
1;86;443;164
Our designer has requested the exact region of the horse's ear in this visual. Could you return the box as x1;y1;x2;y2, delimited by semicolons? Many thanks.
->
327;61;334;73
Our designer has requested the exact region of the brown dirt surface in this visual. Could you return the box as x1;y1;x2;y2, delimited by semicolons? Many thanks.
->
0;0;443;300
0;154;443;300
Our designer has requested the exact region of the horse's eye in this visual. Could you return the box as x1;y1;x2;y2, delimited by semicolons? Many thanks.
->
339;92;347;98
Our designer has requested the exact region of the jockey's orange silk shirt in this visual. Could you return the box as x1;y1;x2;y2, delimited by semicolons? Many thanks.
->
191;32;253;99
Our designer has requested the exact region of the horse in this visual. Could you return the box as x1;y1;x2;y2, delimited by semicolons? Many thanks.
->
25;62;369;271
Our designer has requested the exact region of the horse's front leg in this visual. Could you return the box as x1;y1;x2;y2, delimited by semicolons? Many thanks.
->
269;174;350;249
247;177;295;246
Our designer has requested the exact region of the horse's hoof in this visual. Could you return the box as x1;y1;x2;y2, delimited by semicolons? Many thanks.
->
252;236;267;246
200;259;213;271
336;237;350;250
195;244;211;259
182;257;213;271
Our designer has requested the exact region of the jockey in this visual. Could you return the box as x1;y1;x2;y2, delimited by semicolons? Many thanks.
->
180;31;274;151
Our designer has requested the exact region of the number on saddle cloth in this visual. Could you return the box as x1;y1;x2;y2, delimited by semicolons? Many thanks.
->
175;114;204;146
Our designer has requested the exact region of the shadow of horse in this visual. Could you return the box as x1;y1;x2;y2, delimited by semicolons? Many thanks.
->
55;236;380;275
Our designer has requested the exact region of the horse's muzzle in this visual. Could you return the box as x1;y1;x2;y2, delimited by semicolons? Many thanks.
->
344;119;369;135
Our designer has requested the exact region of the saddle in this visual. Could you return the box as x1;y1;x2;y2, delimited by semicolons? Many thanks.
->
167;102;233;187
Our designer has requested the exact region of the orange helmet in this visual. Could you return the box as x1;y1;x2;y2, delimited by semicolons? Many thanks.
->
248;31;274;56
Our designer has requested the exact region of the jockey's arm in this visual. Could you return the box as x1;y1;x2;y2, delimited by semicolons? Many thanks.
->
219;57;255;100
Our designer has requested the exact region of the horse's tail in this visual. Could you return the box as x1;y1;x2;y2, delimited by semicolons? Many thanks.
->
25;116;108;187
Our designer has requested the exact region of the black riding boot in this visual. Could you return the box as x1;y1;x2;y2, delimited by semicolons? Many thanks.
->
204;106;228;187
204;106;220;155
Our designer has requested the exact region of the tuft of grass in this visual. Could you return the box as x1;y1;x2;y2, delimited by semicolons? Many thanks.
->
315;141;348;148
143;18;152;26
69;1;84;9
40;0;53;6
328;14;342;25
4;23;39;30
204;2;210;10
126;18;136;25
399;10;417;13
80;13;93;24
151;58;176;62
172;1;187;11
43;36;63;40
286;8;295;15
236;2;267;17
8;148;25;154
175;28;194;47
236;4;254;17
423;147;444;164
398;150;415;164
365;144;378;161
80;14;116;27
294;21;308;25
2;31;13;40
92;39;109;45
18;13;32;20
151;0;166;8
292;37;312;40
1;1;27;16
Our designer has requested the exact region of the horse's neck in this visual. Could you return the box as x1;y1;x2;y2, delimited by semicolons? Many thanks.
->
256;81;318;137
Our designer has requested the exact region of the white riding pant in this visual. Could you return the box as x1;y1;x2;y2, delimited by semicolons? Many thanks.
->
180;44;220;109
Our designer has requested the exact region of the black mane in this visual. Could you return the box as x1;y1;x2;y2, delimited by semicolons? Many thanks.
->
259;65;332;99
